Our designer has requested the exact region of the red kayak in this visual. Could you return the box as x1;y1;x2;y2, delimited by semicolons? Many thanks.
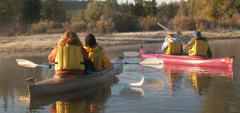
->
140;48;234;68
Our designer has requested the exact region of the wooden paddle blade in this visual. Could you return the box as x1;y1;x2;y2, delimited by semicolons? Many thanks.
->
124;51;140;57
16;59;38;68
117;72;144;86
140;58;164;69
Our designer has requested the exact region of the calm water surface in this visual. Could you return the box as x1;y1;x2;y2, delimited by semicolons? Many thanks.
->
0;38;239;113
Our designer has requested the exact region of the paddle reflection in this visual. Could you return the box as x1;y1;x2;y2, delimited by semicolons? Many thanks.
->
119;87;145;100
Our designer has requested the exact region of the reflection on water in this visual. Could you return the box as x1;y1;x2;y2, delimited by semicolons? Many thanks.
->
0;38;240;112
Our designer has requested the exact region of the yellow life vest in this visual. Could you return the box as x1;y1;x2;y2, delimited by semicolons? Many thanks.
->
88;47;103;71
55;44;85;70
166;40;182;55
189;40;208;56
56;100;86;113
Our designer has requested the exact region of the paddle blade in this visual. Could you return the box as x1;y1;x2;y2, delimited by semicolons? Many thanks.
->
124;51;140;57
140;58;164;69
16;59;38;68
117;72;144;86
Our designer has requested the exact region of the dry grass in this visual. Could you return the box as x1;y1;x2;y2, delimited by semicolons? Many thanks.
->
0;30;239;54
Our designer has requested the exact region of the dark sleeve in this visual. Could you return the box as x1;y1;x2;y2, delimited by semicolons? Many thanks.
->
81;47;89;61
207;46;212;58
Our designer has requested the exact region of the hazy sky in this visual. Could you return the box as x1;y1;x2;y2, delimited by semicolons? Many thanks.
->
118;0;182;5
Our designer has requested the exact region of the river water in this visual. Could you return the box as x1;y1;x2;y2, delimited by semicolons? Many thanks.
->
0;38;239;113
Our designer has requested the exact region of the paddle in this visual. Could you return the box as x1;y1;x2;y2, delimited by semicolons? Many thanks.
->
157;22;187;44
124;51;163;57
111;58;163;69
16;59;144;86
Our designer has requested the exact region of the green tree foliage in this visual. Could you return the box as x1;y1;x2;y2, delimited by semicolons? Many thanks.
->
110;12;140;32
103;0;118;17
96;16;115;34
41;0;66;22
158;1;179;19
134;3;145;17
0;0;23;24
144;0;157;16
134;0;145;17
127;3;135;16
22;0;42;24
85;1;103;24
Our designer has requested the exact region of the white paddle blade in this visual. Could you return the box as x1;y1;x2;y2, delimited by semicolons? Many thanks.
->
140;58;164;69
16;59;38;68
117;72;144;86
124;51;140;57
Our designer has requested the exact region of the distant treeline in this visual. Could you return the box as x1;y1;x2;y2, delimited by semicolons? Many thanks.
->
62;1;90;10
0;0;239;36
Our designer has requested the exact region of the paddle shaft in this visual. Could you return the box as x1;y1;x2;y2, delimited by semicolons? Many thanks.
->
38;65;117;77
157;23;187;44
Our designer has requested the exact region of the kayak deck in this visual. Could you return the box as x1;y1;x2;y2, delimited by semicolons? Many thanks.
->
140;48;234;68
28;57;123;98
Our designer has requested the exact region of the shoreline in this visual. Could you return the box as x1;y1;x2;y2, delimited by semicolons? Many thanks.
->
0;30;239;56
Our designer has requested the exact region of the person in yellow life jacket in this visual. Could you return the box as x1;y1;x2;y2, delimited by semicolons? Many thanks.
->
161;33;183;55
83;33;111;71
183;31;212;58
48;30;89;75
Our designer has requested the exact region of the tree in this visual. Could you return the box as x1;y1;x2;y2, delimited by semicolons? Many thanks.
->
0;0;23;24
157;1;179;19
41;0;66;22
144;0;157;16
85;1;103;24
203;0;224;21
103;0;118;17
22;0;42;24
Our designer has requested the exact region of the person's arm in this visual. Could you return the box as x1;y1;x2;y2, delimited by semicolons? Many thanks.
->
183;39;195;51
48;46;58;63
161;41;168;51
81;47;89;61
102;52;111;69
207;47;212;58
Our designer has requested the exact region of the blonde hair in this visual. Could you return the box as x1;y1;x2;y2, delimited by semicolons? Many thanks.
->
58;30;82;46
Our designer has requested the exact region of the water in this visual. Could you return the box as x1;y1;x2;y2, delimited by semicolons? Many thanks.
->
0;38;240;113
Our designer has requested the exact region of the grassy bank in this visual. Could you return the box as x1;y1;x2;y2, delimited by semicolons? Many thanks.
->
0;30;239;55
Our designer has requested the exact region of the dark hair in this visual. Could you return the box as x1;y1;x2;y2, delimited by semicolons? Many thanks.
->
85;33;98;47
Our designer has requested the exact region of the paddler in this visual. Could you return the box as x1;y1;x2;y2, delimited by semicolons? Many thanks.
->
183;31;212;58
83;33;111;71
162;33;183;55
48;30;90;75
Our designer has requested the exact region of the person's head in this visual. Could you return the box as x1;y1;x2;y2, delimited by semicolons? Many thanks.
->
58;30;82;46
85;33;98;47
193;31;202;38
167;33;174;38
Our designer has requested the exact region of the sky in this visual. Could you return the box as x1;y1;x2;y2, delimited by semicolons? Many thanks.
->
118;0;182;5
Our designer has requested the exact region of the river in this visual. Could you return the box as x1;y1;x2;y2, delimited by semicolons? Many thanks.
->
0;38;239;113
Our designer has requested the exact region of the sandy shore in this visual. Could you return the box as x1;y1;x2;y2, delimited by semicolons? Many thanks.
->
0;30;239;55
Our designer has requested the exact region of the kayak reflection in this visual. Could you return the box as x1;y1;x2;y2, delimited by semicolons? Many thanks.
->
162;64;234;96
162;64;234;79
18;78;118;112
